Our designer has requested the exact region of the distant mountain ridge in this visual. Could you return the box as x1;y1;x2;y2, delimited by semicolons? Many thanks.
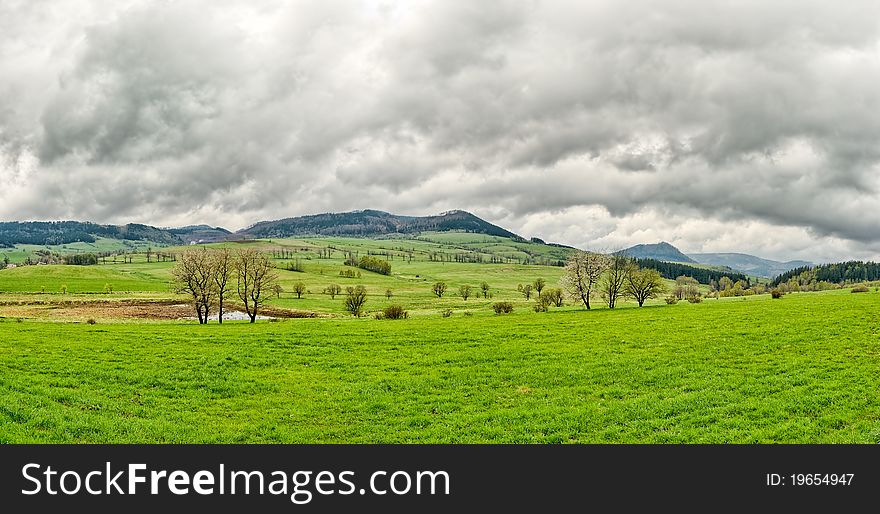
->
0;221;183;247
0;210;522;247
623;241;811;278
688;253;812;279
238;210;522;240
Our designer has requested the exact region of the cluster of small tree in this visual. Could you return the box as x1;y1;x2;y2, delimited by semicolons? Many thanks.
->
64;253;99;266
172;247;277;324
284;259;304;272
324;284;342;298
355;255;392;275
534;288;564;312
339;269;360;278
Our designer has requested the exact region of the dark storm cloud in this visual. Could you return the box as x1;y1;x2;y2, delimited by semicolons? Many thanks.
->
2;0;880;260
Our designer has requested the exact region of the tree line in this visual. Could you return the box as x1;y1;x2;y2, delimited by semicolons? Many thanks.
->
772;261;880;287
634;258;750;286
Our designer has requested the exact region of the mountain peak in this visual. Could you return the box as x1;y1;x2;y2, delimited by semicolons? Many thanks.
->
624;242;696;263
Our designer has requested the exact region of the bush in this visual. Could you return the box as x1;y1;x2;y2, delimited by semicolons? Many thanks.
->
86;318;97;325
492;302;514;314
664;296;678;305
771;289;783;299
382;305;408;319
852;285;870;293
463;311;473;317
441;309;453;318
686;295;703;303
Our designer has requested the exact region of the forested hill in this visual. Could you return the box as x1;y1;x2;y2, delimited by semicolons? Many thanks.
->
771;261;880;286
239;210;522;239
635;258;750;285
0;221;183;247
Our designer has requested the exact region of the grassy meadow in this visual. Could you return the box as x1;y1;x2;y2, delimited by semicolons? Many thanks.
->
1;232;877;443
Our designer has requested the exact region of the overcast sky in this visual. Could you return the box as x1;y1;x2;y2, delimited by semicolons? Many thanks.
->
2;0;880;262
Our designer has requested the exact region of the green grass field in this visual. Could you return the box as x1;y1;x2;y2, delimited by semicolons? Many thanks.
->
1;234;875;443
1;290;879;443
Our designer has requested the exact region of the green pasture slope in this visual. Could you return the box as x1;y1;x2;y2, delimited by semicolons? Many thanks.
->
1;290;879;443
0;264;171;294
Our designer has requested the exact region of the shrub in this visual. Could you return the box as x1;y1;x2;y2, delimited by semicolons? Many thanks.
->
664;296;678;305
852;285;870;293
545;288;564;307
686;295;703;303
463;311;473;317
324;284;342;298
492;302;514;314
771;289;783;299
60;284;68;294
385;288;393;299
86;318;97;325
103;283;113;294
441;309;453;318
382;305;408;320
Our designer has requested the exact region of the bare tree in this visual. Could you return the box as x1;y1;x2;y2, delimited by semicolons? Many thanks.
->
432;282;447;298
235;248;278;323
459;284;472;300
561;251;609;310
533;278;546;295
521;283;533;300
480;282;490;298
344;285;367;316
172;247;217;324
601;251;631;309
293;282;306;298
211;248;233;324
625;266;666;307
324;284;342;298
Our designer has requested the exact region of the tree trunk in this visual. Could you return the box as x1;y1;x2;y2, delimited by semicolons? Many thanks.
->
217;298;223;324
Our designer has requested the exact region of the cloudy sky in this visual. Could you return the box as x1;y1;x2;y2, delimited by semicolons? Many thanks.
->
2;0;880;262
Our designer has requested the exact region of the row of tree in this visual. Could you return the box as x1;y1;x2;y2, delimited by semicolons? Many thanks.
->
172;247;277;324
562;251;667;309
772;261;880;286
